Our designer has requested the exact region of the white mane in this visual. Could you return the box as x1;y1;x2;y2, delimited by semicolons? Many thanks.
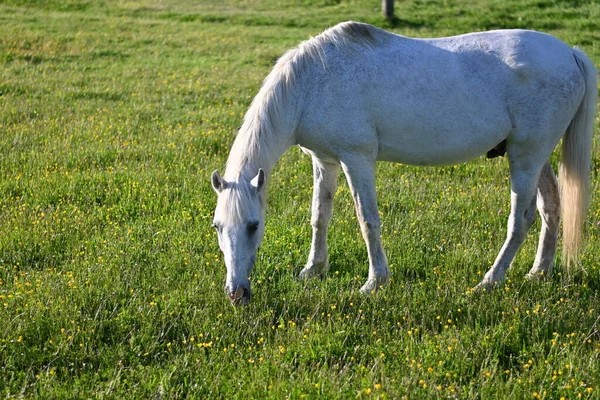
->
216;181;262;225
223;22;380;182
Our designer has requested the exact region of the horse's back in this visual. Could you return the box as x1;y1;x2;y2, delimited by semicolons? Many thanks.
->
295;24;584;166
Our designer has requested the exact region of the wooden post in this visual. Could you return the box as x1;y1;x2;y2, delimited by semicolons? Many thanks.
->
382;0;394;19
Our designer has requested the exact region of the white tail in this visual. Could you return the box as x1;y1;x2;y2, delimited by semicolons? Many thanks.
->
559;49;598;268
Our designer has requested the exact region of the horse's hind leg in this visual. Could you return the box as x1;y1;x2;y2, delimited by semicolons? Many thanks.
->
299;157;340;279
476;155;544;290
340;159;390;294
526;161;560;279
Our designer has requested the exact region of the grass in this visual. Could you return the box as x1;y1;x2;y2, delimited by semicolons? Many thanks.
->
1;0;599;398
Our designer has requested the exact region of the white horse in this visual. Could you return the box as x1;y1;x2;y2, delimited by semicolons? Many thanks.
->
211;22;597;305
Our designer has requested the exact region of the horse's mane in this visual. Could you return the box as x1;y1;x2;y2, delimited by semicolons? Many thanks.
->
224;22;380;181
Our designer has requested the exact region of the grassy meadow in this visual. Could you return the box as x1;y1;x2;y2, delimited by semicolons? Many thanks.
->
1;0;600;398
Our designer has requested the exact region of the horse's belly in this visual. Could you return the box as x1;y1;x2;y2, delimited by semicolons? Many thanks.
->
377;138;499;165
375;122;511;166
372;89;513;166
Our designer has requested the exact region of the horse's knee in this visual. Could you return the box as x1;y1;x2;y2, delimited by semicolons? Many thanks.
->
359;217;381;238
311;217;329;231
507;214;529;242
311;208;334;229
361;215;381;229
537;195;560;231
541;209;560;232
524;206;537;228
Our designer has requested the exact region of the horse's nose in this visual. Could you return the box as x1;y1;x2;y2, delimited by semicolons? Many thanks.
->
226;286;251;306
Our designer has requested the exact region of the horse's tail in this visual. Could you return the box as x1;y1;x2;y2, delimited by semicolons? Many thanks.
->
559;48;597;268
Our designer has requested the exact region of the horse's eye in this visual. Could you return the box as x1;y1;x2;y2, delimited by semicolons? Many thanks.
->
247;221;259;234
212;223;221;233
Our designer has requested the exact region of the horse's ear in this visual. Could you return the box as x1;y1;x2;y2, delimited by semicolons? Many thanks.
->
211;170;227;193
250;168;265;192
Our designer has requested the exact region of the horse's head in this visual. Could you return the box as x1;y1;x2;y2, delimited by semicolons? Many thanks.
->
211;168;266;306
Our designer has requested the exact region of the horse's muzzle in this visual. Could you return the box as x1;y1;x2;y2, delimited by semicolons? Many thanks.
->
225;285;251;306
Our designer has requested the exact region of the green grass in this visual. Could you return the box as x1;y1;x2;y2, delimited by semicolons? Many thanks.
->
1;0;599;398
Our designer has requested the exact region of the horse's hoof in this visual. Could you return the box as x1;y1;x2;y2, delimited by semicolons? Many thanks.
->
471;279;496;293
470;284;485;293
299;262;328;280
359;276;389;295
524;270;550;281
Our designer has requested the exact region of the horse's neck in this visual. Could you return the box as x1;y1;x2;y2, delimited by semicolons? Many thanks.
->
224;62;302;184
224;122;294;184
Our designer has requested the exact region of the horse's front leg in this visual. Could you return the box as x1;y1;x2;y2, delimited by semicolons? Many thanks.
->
341;159;390;294
299;158;340;279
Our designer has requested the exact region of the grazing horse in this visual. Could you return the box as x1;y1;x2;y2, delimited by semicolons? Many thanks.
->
211;22;597;305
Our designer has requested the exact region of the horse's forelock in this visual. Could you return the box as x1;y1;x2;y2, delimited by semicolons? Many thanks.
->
217;182;257;225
